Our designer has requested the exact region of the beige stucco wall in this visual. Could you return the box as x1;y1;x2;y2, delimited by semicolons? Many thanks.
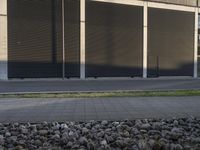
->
146;0;197;6
0;0;8;80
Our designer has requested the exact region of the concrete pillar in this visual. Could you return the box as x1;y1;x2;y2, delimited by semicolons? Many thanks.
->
0;0;8;80
194;7;198;78
143;2;148;78
80;0;85;79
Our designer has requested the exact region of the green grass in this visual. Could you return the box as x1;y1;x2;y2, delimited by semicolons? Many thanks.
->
0;90;200;98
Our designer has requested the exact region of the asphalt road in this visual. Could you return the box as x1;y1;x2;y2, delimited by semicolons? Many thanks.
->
0;78;200;94
0;96;199;122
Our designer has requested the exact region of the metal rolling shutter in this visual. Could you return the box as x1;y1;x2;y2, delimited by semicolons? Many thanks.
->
148;8;194;77
8;0;63;78
85;1;143;77
64;0;80;78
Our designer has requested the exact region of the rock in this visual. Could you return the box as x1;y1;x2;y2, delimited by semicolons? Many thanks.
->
113;122;120;126
39;130;48;136
140;123;151;130
30;125;37;132
68;131;74;137
123;131;130;137
21;128;28;134
131;128;140;135
170;143;176;150
115;139;126;148
67;141;73;148
54;130;60;135
150;140;162;150
184;145;191;150
173;120;179;126
43;121;48;126
152;122;162;130
94;124;100;129
191;137;200;143
62;131;68;137
105;135;114;143
170;127;183;140
34;139;42;146
60;123;69;130
72;144;80;149
101;120;108;126
10;136;17;143
132;145;139;150
18;140;26;147
52;124;60;131
116;125;123;132
100;140;107;145
15;145;24;150
85;124;91;130
87;140;96;150
82;127;89;134
0;135;4;145
138;139;151;150
148;130;161;135
61;133;69;144
14;123;19;127
79;137;88;145
148;139;155;148
175;144;183;150
194;144;200;150
5;132;11;137
97;131;104;138
52;134;60;140
140;129;147;134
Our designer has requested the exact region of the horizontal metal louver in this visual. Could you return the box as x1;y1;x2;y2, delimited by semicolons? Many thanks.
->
8;0;63;78
148;8;194;77
8;0;80;78
64;0;80;78
85;1;143;77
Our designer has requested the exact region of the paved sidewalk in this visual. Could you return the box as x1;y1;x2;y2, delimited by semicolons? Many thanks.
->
0;96;200;123
0;78;200;94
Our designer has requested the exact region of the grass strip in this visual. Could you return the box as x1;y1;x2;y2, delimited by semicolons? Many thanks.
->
0;90;200;98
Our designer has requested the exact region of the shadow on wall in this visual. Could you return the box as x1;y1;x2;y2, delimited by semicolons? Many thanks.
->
7;62;80;78
148;62;194;77
5;61;195;78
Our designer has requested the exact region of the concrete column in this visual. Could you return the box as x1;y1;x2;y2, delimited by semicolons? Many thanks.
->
80;0;85;79
143;2;148;78
0;0;8;80
194;7;198;78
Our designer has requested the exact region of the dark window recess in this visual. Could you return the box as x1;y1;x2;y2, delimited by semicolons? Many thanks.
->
148;8;194;77
64;0;80;78
85;1;143;77
8;0;63;78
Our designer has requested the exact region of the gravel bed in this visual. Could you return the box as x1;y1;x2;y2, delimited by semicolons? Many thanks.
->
0;117;200;150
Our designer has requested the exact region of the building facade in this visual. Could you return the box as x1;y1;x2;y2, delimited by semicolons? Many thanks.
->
0;0;200;80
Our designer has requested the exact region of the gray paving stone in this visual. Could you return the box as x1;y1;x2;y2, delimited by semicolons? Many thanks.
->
0;97;200;122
